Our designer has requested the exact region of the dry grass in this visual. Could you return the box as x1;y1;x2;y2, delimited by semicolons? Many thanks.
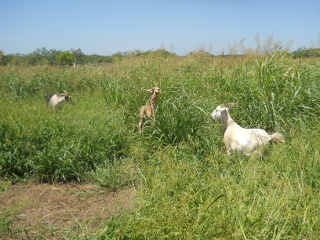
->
0;182;137;239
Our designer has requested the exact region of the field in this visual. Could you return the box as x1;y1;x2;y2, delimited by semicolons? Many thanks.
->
0;51;320;239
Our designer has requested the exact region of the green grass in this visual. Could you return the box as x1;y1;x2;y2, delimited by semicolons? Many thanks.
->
0;52;320;238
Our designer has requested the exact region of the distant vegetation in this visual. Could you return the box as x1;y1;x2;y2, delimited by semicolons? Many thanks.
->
0;47;177;66
0;44;319;67
292;47;320;58
0;47;113;66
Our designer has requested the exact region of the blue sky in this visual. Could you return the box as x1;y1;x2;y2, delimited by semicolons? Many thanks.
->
1;0;319;56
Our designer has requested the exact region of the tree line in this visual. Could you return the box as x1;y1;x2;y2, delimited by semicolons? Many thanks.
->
0;47;319;66
0;48;115;66
291;47;320;58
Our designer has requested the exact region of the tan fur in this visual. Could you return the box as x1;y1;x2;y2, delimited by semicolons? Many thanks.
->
138;87;161;132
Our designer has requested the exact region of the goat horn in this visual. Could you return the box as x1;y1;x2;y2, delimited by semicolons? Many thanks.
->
222;102;238;107
144;89;153;92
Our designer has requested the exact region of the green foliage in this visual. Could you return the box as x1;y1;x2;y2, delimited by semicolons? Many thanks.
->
91;157;139;190
0;52;320;238
292;47;320;58
56;51;74;66
0;89;130;182
71;48;85;64
0;50;3;64
0;208;15;237
143;88;209;145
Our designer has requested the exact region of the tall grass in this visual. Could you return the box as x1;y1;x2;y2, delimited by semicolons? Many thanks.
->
0;89;129;182
0;52;319;238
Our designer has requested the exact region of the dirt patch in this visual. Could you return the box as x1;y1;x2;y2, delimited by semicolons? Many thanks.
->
0;182;137;239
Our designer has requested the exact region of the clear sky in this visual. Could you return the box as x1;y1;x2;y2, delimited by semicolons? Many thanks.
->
1;0;319;56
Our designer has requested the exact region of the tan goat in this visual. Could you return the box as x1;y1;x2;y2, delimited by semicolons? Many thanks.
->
138;87;161;132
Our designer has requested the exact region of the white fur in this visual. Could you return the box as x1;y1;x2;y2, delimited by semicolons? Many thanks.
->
211;103;285;156
46;91;71;107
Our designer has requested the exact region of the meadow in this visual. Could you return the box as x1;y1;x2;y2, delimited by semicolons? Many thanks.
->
0;51;320;239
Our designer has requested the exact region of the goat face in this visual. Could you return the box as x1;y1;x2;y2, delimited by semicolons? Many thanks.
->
210;105;227;120
64;94;74;105
146;87;161;95
211;103;237;121
64;95;71;101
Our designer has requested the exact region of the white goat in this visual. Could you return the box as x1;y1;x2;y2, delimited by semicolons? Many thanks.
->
210;102;285;156
46;91;72;107
138;87;161;132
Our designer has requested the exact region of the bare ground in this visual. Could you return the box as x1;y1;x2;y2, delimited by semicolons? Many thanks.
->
0;182;137;239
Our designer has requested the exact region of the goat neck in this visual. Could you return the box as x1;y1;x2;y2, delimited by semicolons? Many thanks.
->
57;96;67;104
149;91;159;110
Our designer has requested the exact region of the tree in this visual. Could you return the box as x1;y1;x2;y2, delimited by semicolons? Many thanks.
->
0;50;3;65
292;47;320;58
56;51;74;66
26;47;61;65
71;48;85;64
